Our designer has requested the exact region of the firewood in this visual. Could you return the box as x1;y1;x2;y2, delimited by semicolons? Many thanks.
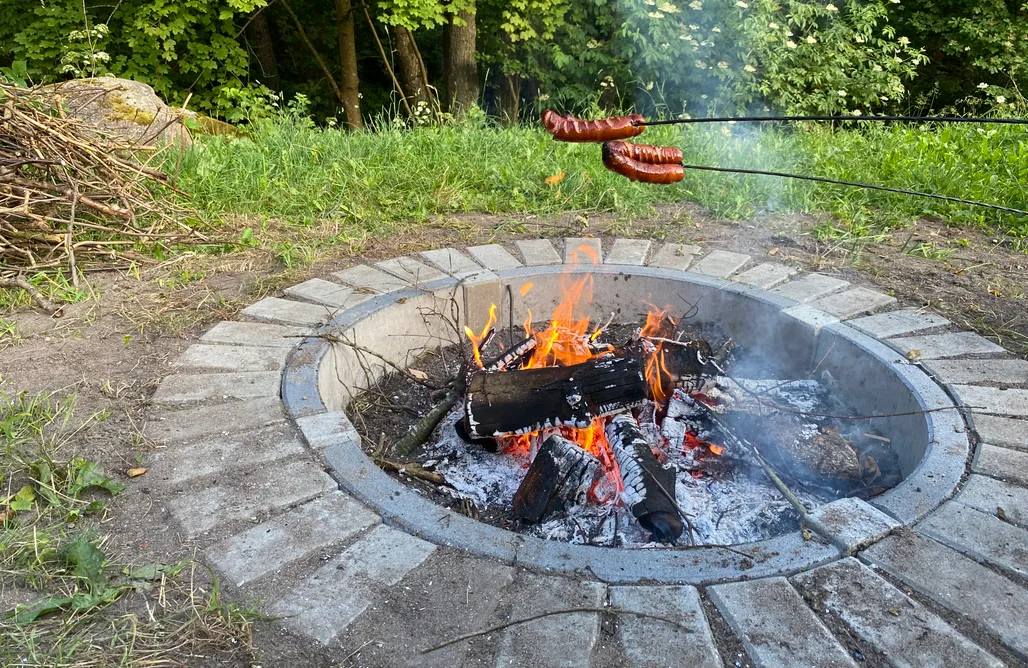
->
512;435;602;523
392;391;459;457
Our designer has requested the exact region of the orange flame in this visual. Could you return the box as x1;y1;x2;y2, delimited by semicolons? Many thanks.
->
464;303;497;369
709;444;724;456
640;305;675;404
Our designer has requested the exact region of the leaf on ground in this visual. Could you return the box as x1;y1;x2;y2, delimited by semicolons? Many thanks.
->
10;485;35;511
124;561;186;582
63;534;109;593
126;467;148;477
408;369;429;381
69;459;125;498
544;171;565;185
10;596;74;623
905;349;922;361
30;460;60;506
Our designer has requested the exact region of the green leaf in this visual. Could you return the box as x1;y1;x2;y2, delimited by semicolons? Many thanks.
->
124;561;187;582
10;485;35;511
63;534;108;593
68;459;125;498
31;460;60;506
10;596;74;623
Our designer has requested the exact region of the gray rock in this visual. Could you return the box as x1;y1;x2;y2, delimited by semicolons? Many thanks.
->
847;307;950;339
564;237;602;264
609;585;721;668
918;502;1028;579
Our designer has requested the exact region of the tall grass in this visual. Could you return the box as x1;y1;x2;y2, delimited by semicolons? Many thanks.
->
177;112;1028;238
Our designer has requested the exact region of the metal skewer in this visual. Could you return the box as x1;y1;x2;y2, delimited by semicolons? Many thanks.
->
637;115;1028;127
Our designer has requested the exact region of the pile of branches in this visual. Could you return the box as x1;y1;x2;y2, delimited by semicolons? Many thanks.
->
0;82;202;305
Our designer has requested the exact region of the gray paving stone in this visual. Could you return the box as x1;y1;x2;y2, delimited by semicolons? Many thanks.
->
770;273;850;303
271;524;436;645
972;415;1028;451
648;243;701;270
240;297;334;327
782;304;840;335
465;244;523;271
812;287;896;319
376;256;448;284
333;264;410;293
420;247;484;278
804;497;900;554
295;410;361;452
206;492;380;587
791;558;1002;668
688;250;751;278
918;502;1028;579
604;238;651;265
957;474;1028;529
608;585;720;668
200;321;306;348
889;332;1006;360
148;397;284;443
974;444;1028;486
847;307;950;339
952;385;1028;417
924;358;1028;385
495;573;605;668
168;459;337;535
563;236;602;264
283;278;371;309
515;239;561;266
152;371;280;404
171;344;288;372
708;577;857;668
733;262;796;289
154;423;305;485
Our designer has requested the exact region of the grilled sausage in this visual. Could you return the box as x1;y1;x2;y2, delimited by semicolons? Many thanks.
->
602;142;684;184
606;140;683;165
542;109;646;142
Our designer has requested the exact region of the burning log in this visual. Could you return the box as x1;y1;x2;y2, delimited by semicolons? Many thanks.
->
606;415;683;543
512;435;602;523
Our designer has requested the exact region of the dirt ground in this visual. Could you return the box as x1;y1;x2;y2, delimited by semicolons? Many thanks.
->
1;205;1026;666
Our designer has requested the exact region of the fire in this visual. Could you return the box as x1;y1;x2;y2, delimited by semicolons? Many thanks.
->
464;303;497;369
640;305;675;404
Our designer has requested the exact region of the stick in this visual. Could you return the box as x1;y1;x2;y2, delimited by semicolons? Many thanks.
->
0;277;60;315
373;456;446;485
420;607;693;654
638;114;1028;127
362;6;413;117
279;0;345;104
393;391;459;456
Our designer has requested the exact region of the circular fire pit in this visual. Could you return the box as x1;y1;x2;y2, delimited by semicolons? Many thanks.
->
283;252;967;583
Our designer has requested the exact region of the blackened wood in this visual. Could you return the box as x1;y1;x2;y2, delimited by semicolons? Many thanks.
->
606;414;683;543
513;435;601;523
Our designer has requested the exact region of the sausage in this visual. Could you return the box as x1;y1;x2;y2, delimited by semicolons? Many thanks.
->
606;140;683;165
542;109;646;142
602;142;684;184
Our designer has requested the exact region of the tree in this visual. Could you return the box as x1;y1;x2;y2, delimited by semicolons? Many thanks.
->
335;0;363;128
392;25;431;109
446;1;479;113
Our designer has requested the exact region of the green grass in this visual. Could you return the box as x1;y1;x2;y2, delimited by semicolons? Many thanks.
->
177;113;1028;242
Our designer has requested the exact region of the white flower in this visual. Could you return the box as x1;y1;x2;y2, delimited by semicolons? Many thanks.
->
977;82;989;89
644;0;656;4
539;93;550;101
873;64;883;71
744;64;757;72
721;125;732;137
689;24;699;29
786;40;797;48
679;34;691;40
717;61;729;69
880;95;889;101
587;40;601;49
646;81;655;90
852;109;862;116
890;0;900;3
735;0;749;6
806;35;817;44
658;1;681;12
997;95;1007;104
648;11;665;18
712;26;721;32
695;60;707;68
826;3;838;10
898;36;910;46
837;90;847;96
768;22;779;29
689;0;703;10
855;35;866;43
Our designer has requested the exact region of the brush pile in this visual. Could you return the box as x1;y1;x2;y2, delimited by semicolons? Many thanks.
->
0;82;201;291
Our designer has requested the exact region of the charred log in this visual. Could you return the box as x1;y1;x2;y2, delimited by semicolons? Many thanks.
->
512;435;602;523
606;415;683;543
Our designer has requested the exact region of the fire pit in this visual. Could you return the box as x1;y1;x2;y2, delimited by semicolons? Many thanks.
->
292;244;965;583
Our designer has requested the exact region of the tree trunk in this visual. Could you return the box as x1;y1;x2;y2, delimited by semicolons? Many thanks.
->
247;11;280;91
445;1;479;114
334;0;363;129
498;74;521;125
391;25;430;111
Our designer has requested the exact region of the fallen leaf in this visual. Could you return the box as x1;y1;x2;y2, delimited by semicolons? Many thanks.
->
801;528;813;541
768;247;779;255
887;608;901;617
408;369;429;381
127;467;148;477
0;511;10;523
544;171;566;185
997;506;1008;521
396;297;408;304
905;349;922;361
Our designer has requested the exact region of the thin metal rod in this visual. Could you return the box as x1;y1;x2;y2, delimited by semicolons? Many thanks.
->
639;115;1028;127
680;163;1028;216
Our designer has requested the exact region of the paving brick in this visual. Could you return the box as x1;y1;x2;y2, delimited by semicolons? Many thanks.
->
563;237;602;264
688;250;751;278
284;278;371;309
804;497;900;554
604;238;651;265
241;297;334;327
957;474;1028;529
465;244;523;271
152;371;280;404
609;585;720;668
952;385;1028;417
295;410;361;452
168;459;337;535
974;444;1028;486
376;256;448;284
154;423;305;485
148;397;284;443
462;271;504;333
172;344;288;372
333;264;410;293
495;573;605;668
201;321;307;348
708;577;857;668
812;287;896;319
924;358;1028;386
648;243;700;270
420;248;485;278
792;558;1002;668
782;304;840;336
770;273;850;303
889;332;1006;360
733;262;796;289
206;492;380;587
847;307;950;339
862;532;1028;660
515;239;561;266
973;415;1028;451
271;525;436;644
918;502;1028;580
